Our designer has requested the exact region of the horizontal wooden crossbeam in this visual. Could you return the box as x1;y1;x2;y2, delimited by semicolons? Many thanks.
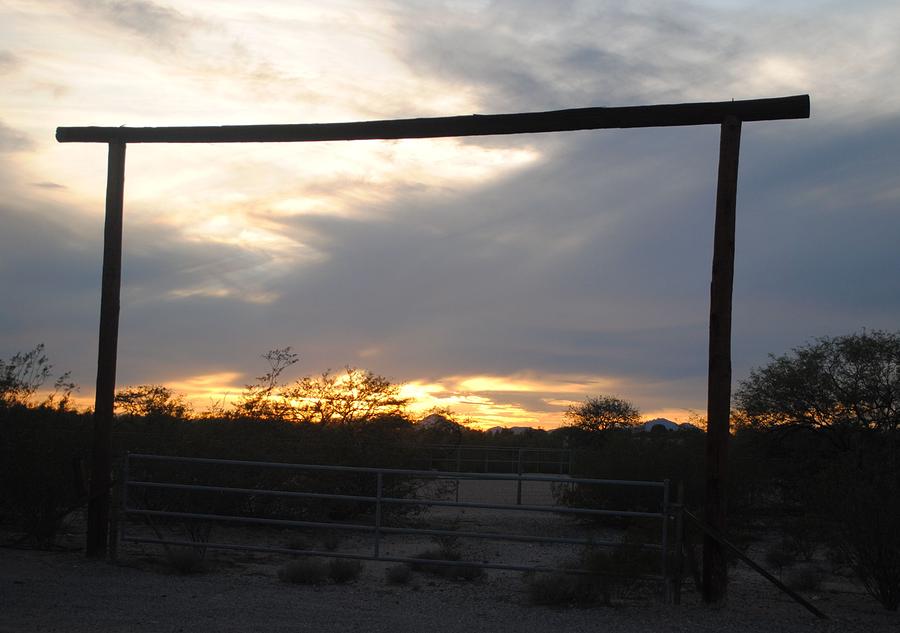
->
56;95;809;144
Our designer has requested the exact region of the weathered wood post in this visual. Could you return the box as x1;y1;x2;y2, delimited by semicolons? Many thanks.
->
703;115;741;602
86;141;126;558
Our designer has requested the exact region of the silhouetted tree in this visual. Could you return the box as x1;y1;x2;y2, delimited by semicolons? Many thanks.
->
114;384;190;418
736;331;900;610
564;395;640;432
282;367;408;424
233;347;299;421
0;344;76;410
736;331;900;445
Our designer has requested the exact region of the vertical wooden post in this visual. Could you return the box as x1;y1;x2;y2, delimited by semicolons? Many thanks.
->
86;141;126;558
703;116;741;603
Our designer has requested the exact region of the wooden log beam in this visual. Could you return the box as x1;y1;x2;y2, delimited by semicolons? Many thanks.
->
86;141;126;558
57;95;809;144
703;115;742;603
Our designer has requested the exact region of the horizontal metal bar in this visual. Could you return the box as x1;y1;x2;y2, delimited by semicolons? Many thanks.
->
126;453;663;488
120;536;664;581
126;479;662;518
426;445;571;452
125;502;635;548
125;508;373;532
377;525;660;550
56;95;809;144
127;480;377;504
379;496;664;519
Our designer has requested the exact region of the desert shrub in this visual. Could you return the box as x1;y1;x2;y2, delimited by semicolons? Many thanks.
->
321;532;341;551
822;451;900;611
410;546;460;573
385;563;411;585
526;539;657;607
559;430;706;527
166;546;206;574
285;536;310;551
581;541;658;579
0;405;92;547
278;558;327;584
786;565;824;592
410;542;484;580
328;558;363;583
764;542;797;575
781;515;821;562
526;571;607;607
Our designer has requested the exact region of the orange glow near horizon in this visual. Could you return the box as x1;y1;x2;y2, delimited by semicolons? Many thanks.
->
48;370;703;430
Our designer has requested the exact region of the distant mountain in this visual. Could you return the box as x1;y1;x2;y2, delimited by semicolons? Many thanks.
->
485;426;532;435
416;413;462;431
639;418;702;432
640;418;680;432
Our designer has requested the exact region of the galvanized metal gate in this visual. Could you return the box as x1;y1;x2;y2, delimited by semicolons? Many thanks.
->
116;453;673;596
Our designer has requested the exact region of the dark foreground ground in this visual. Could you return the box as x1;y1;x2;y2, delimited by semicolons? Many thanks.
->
1;544;896;633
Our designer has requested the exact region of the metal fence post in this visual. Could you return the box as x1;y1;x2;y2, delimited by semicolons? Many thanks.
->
374;472;383;559
108;467;120;562
661;478;671;602
673;481;685;605
455;447;461;503
516;449;523;506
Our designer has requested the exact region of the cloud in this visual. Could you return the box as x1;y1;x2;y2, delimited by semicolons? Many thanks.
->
70;0;195;44
31;181;67;190
3;1;899;426
0;50;21;74
0;121;34;152
390;1;900;120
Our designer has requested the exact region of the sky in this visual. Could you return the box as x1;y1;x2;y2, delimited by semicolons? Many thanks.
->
1;0;898;429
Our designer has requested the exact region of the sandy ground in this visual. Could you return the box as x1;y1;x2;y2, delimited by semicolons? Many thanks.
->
3;479;898;632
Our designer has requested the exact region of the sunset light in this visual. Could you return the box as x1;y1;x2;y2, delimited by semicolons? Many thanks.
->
3;0;898;432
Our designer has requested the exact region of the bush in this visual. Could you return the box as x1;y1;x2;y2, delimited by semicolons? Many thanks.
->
526;538;660;607
321;533;341;552
764;542;797;575
166;546;206;574
410;543;484;581
328;558;363;583
0;406;92;547
278;559;327;584
786;565;824;592
285;536;310;551
825;457;900;611
385;564;412;585
526;571;608;607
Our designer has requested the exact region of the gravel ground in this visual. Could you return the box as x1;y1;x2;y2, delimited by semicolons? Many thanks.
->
3;480;897;632
1;546;895;633
3;512;898;633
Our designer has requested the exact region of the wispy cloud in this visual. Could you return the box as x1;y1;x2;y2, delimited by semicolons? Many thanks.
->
0;50;21;73
30;181;67;190
0;121;33;152
70;0;196;45
2;1;899;427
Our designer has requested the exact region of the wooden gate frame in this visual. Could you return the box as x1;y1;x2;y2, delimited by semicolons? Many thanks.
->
57;94;810;602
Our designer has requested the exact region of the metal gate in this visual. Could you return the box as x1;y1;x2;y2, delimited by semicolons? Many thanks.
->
117;453;672;595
